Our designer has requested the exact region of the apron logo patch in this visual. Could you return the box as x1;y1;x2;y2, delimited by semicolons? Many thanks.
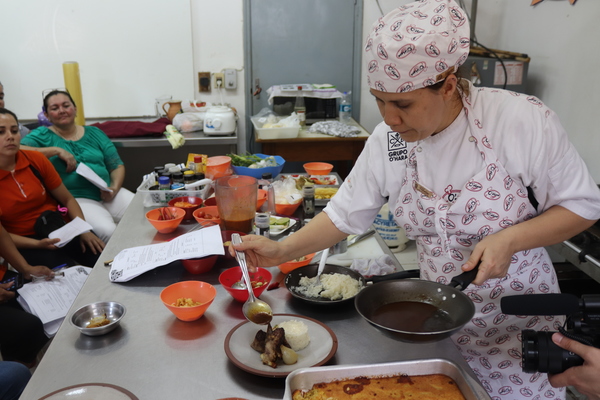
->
387;131;408;161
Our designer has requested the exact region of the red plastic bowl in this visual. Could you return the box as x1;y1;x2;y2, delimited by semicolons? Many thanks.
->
168;196;203;221
256;189;267;211
275;201;302;216
145;207;185;234
160;281;217;321
181;255;218;274
221;230;247;260
193;206;221;227
218;266;272;303
303;162;333;175
203;197;217;207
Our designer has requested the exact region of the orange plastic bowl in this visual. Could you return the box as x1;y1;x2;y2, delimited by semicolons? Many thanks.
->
145;207;185;234
256;189;267;211
275;201;302;217
160;281;217;321
221;230;247;260
168;196;203;221
303;162;333;175
219;266;272;303
206;156;232;179
193;206;221;227
181;255;218;274
277;252;316;274
203;197;217;207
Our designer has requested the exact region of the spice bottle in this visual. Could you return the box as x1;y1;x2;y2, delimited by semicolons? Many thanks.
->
183;170;196;185
302;183;315;219
294;86;306;127
255;213;270;238
171;172;184;190
158;176;171;190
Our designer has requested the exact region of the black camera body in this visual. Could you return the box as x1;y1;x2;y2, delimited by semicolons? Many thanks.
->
501;293;600;374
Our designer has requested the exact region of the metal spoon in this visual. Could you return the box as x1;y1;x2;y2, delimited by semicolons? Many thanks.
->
315;247;329;286
231;233;273;325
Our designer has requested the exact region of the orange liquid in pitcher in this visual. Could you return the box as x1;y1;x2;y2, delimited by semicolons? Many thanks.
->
221;217;254;234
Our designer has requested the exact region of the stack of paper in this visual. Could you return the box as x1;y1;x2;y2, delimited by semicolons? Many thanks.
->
17;266;92;337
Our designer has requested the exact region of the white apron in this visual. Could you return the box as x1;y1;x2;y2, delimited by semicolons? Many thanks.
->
392;106;565;399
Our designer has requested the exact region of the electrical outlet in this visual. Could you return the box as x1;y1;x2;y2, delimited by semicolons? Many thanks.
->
213;72;224;89
198;72;211;92
224;69;237;89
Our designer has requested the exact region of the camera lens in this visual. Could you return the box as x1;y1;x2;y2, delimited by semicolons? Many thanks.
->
522;329;584;374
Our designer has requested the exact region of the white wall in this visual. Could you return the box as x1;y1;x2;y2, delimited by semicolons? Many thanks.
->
358;0;600;182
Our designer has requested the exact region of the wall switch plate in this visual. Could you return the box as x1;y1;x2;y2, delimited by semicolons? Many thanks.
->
198;72;211;92
213;72;225;89
224;69;237;89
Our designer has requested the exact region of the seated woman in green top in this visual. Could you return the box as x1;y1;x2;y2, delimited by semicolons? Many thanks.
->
21;90;134;243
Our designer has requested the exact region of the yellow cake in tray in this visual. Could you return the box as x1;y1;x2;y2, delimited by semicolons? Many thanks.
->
292;373;465;400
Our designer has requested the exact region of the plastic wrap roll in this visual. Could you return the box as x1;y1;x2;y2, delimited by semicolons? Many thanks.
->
62;62;85;125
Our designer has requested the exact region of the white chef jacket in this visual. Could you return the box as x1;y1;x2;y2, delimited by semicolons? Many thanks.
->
325;83;600;234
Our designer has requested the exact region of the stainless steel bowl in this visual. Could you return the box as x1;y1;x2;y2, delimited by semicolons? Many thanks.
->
70;301;126;336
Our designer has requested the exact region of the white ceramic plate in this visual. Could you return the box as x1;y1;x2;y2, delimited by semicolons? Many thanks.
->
224;314;338;378
38;383;138;400
269;216;297;235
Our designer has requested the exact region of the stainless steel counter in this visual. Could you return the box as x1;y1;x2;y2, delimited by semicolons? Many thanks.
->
21;194;482;400
111;131;237;148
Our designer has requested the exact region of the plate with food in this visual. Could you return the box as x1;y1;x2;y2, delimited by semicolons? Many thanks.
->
314;187;339;206
269;216;297;235
224;314;338;378
280;174;339;189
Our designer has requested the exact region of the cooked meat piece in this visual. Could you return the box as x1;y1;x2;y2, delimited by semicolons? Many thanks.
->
261;327;286;368
251;329;267;353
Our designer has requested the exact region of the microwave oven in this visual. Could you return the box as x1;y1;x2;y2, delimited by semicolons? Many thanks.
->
272;96;338;124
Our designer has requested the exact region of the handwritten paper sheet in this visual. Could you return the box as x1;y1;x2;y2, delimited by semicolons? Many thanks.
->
17;266;92;337
48;217;93;247
76;162;113;192
109;225;224;282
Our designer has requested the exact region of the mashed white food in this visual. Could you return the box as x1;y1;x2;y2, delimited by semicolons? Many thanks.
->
277;320;310;351
296;273;362;301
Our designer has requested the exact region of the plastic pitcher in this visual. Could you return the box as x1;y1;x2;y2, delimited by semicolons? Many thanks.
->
215;175;258;233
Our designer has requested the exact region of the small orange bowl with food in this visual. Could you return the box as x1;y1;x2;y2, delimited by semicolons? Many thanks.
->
181;254;219;274
219;266;272;303
160;281;217;321
168;196;204;221
145;207;185;234
303;162;334;175
277;252;316;274
193;206;221;227
275;200;302;217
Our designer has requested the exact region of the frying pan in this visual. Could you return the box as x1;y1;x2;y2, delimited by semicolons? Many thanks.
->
284;264;420;306
355;267;478;342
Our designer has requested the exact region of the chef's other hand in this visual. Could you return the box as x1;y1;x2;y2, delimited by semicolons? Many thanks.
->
79;232;105;254
37;237;61;250
461;232;514;285
0;283;15;303
230;234;284;273
56;148;77;172
548;333;600;400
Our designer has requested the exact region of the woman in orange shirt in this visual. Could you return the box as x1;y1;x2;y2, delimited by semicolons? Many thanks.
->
0;108;104;267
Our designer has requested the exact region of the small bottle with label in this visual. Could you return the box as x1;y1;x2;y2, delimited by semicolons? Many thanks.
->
183;170;196;185
254;213;270;238
302;183;315;219
170;172;184;190
158;176;171;190
294;86;306;127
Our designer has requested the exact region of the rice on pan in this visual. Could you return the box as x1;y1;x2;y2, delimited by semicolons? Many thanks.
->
296;273;362;301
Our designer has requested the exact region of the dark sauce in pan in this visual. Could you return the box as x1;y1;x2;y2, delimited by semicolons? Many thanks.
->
370;301;454;332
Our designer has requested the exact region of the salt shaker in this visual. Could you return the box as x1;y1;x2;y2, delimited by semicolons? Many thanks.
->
303;183;315;219
255;213;270;238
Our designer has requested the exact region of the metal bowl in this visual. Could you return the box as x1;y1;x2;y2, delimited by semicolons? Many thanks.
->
70;301;126;336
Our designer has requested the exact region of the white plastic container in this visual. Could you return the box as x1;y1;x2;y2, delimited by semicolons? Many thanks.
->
252;117;300;140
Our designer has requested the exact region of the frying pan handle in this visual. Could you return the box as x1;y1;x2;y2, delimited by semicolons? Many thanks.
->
449;262;480;291
367;269;420;283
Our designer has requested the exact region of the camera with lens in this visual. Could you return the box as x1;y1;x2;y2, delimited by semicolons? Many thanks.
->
501;293;600;374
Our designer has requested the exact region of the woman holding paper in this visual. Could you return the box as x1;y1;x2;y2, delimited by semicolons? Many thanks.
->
21;90;134;242
0;107;104;267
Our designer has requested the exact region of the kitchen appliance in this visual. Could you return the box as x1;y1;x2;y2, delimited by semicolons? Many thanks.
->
203;106;236;135
272;96;338;124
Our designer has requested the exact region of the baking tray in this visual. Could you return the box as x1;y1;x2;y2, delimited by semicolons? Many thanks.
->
283;358;490;400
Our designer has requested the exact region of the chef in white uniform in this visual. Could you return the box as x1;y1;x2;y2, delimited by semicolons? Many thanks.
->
235;0;600;398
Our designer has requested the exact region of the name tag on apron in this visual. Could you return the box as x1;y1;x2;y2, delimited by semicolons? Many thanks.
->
413;181;435;198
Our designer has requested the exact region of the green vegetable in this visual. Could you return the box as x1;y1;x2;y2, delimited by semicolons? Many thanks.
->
270;217;290;226
227;153;263;167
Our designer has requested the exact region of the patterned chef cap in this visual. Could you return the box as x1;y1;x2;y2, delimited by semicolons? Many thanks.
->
365;0;470;93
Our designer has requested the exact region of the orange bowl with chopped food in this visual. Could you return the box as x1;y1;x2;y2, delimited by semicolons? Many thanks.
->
168;196;204;221
160;281;217;321
277;252;316;274
193;206;221;227
145;207;185;234
219;266;272;303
